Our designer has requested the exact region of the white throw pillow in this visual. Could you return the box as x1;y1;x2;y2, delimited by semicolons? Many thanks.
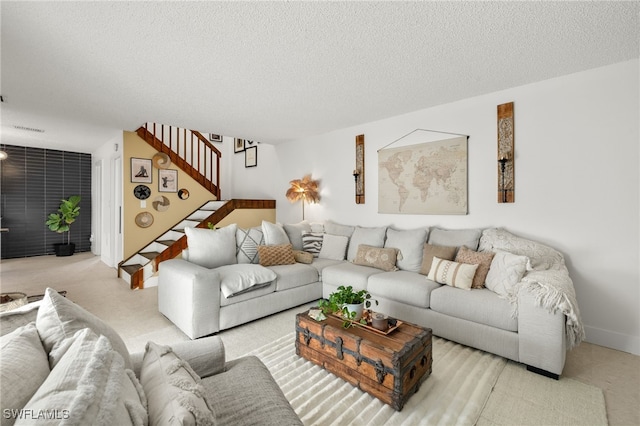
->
36;288;133;370
485;250;530;297
427;256;478;290
21;328;147;426
185;224;238;269
140;341;214;426
0;323;50;426
384;228;428;272
347;226;387;261
216;264;277;298
318;234;349;261
261;221;290;245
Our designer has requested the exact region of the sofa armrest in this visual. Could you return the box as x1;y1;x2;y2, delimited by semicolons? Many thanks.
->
517;285;567;376
158;259;222;339
130;335;226;378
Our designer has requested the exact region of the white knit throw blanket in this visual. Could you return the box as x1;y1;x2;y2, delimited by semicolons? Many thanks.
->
479;228;586;349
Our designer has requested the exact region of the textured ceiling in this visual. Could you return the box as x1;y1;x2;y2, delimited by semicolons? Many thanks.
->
1;1;638;153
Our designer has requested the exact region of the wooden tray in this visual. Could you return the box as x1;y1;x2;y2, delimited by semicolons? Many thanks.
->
330;312;403;335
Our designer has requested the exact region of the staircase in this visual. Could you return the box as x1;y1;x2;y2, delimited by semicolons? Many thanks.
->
118;199;276;289
137;123;221;199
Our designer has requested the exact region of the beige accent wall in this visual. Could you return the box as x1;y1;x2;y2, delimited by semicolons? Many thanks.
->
216;209;275;229
123;131;216;259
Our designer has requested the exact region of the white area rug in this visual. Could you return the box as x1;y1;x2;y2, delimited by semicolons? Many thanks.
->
249;333;607;426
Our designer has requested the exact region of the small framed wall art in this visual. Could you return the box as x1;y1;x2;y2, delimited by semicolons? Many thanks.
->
131;158;152;183
245;146;257;167
209;134;222;143
234;138;245;153
159;169;178;192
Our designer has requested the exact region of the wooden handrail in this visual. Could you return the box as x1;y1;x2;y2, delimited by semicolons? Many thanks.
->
137;123;221;199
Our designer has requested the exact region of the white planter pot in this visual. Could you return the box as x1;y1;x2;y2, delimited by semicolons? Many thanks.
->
342;303;364;321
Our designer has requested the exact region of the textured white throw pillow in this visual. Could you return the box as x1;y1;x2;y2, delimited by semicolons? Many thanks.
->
485;250;530;297
0;323;50;426
318;234;349;261
384;228;428;272
185;224;238;269
427;256;478;290
261;221;290;245
347;226;387;261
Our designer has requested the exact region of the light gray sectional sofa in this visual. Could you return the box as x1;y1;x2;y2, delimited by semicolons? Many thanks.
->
158;220;584;378
0;289;302;425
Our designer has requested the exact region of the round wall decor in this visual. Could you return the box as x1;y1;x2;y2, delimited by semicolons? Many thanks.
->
133;185;151;200
152;196;170;212
135;212;154;228
152;152;171;169
178;188;190;200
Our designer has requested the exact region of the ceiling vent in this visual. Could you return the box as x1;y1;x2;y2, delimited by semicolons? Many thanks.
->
14;125;45;133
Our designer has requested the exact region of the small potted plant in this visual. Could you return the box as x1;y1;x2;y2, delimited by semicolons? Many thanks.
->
46;195;81;256
319;285;378;328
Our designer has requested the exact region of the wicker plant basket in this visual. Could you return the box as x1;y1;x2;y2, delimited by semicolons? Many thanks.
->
0;292;28;313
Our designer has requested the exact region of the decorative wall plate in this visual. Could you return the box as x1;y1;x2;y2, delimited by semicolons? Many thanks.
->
133;184;151;200
135;212;154;228
178;188;190;200
152;196;170;212
152;152;171;169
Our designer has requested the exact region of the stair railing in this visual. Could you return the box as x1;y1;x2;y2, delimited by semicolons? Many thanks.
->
137;123;221;199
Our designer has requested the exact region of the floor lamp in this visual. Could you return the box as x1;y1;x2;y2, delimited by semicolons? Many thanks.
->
286;175;320;220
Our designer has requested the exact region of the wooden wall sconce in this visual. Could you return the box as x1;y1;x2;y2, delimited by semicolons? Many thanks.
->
497;102;515;203
354;134;365;204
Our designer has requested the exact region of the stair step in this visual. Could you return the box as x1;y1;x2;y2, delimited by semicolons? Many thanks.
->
156;240;177;246
140;252;161;261
121;264;142;276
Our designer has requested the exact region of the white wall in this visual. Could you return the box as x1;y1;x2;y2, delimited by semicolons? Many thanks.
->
264;60;640;355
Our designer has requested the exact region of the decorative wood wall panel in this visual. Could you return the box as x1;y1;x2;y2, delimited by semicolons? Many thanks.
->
497;102;515;203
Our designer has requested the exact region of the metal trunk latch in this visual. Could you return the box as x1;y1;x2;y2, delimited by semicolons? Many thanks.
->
375;360;386;384
303;327;311;346
335;337;344;360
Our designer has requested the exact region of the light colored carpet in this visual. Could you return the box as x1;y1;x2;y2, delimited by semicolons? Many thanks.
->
249;333;607;426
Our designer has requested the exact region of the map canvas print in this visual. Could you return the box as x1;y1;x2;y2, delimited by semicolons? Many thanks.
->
378;136;468;214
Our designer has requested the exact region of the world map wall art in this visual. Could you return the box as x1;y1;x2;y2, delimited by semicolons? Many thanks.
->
378;135;468;215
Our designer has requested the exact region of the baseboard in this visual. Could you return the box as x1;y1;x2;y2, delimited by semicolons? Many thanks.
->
584;325;640;356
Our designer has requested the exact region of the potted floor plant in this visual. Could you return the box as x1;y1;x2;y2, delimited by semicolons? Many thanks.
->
46;195;81;256
319;285;378;328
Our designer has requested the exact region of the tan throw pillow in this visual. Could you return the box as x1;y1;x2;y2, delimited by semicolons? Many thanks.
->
455;246;495;288
420;244;457;275
140;341;214;426
353;244;398;272
293;250;313;264
257;244;296;266
427;256;478;290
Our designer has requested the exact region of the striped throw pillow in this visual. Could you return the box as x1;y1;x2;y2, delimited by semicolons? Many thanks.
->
301;232;323;257
427;256;478;290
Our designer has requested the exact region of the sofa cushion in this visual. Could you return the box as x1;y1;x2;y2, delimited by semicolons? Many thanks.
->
36;288;133;370
310;258;344;281
455;246;495;288
0;323;50;425
353;244;399;272
384;228;428;272
301;232;323;257
236;226;264;264
216;264;277;298
283;221;311;250
257;243;296;266
220;282;276;307
367;271;442;309
185;224;237;268
318;234;349;261
428;227;482;251
485;250;530;297
261;221;290;245
324;220;355;238
21;328;147;426
140;341;214;426
268;263;319;291
428;257;478;291
419;243;458;275
347;226;387;261
430;287;518;332
322;262;383;291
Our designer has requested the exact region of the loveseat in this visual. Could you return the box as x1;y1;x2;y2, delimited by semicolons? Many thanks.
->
158;220;584;378
0;288;302;425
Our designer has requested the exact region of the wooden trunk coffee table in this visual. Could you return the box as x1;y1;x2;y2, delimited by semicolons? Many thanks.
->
295;310;432;411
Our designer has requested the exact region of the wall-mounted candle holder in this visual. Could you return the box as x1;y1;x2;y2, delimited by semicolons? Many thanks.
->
497;102;515;203
355;135;365;204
